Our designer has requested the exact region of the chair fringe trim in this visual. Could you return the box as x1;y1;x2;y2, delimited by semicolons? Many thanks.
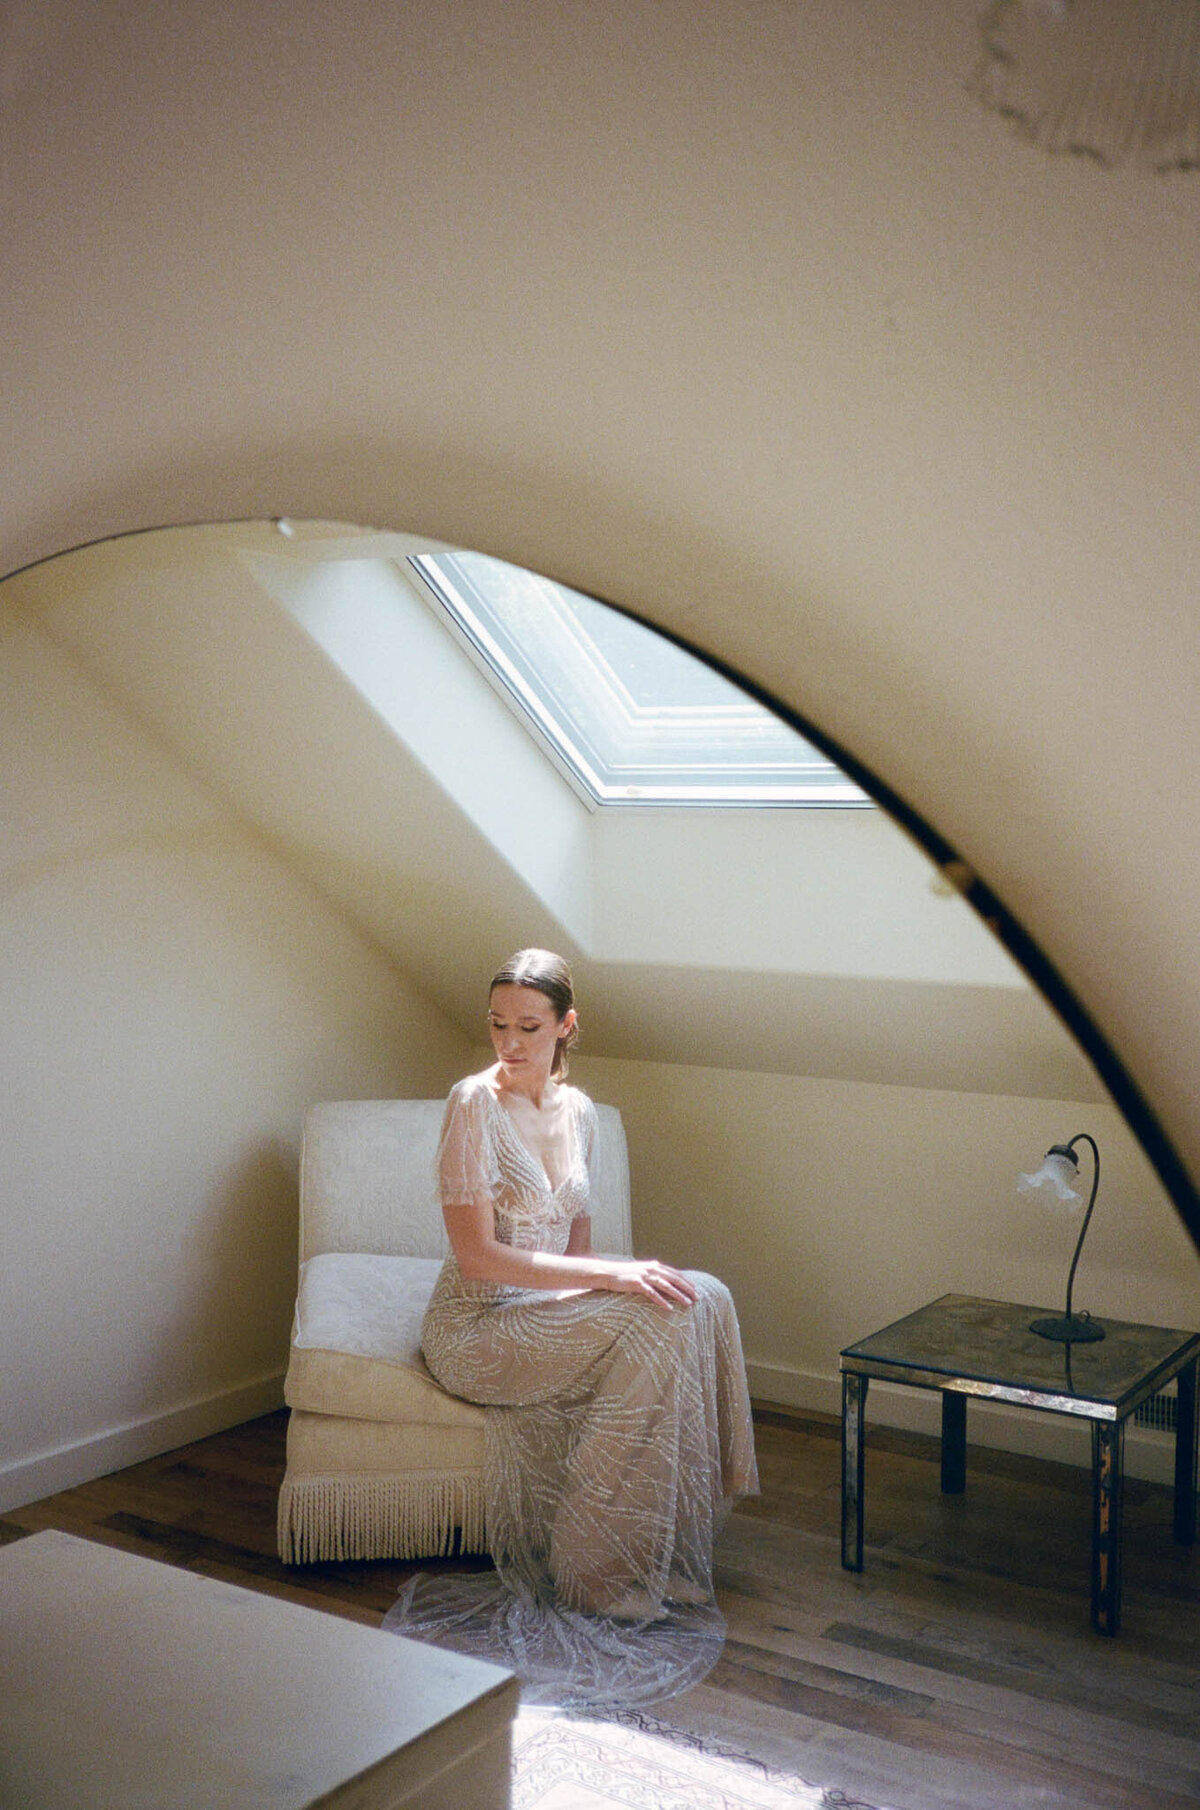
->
277;1471;488;1564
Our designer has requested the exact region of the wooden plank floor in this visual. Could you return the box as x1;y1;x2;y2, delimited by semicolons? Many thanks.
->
6;1407;1200;1809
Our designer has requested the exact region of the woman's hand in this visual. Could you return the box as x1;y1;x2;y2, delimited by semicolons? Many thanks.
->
608;1259;698;1311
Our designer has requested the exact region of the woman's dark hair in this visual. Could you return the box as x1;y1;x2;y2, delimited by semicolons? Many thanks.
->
490;948;578;1076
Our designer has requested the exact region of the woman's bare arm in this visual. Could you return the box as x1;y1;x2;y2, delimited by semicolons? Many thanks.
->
443;1200;697;1309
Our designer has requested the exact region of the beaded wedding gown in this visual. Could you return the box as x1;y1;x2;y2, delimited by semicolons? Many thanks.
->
381;1073;759;1711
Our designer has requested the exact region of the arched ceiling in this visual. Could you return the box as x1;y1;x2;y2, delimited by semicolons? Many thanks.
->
5;2;1200;1226
11;521;1100;1106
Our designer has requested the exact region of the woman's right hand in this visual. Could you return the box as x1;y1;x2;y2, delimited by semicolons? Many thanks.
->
608;1259;698;1311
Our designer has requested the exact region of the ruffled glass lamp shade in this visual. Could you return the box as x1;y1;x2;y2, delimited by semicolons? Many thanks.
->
1018;1146;1082;1203
972;0;1200;174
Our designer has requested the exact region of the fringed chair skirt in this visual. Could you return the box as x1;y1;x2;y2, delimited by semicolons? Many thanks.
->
279;1409;487;1564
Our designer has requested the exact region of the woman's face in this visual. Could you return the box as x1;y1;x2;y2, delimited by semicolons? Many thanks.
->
488;983;574;1084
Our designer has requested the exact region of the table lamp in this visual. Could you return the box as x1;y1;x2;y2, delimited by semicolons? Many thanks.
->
1018;1132;1105;1343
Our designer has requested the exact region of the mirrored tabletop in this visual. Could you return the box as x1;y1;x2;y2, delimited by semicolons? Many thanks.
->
840;1293;1199;1413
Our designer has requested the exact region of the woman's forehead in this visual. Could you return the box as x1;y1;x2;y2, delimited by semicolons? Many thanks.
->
489;983;555;1016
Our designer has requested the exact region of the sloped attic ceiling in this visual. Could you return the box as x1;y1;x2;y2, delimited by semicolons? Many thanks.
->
9;521;1103;1103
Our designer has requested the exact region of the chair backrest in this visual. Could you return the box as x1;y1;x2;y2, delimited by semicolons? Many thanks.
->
299;1098;633;1264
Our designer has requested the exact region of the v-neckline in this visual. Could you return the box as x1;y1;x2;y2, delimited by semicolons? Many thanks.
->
491;1086;573;1194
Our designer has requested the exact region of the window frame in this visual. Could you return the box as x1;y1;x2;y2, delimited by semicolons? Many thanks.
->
408;551;872;810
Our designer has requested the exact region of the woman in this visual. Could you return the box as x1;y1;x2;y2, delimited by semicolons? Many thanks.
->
383;949;758;1709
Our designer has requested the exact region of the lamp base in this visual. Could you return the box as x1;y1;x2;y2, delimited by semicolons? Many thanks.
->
1029;1314;1105;1344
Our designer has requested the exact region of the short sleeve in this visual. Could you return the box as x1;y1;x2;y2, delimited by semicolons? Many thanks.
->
437;1080;498;1209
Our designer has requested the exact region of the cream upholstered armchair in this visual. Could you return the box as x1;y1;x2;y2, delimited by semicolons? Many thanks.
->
278;1098;633;1565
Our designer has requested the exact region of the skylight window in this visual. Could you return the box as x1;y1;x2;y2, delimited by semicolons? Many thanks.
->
410;550;871;808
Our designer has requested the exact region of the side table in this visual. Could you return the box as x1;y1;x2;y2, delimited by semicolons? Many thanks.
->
840;1293;1200;1634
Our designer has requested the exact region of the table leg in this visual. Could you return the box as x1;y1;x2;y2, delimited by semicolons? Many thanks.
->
1174;1357;1198;1545
1091;1420;1124;1635
841;1371;867;1572
941;1391;967;1494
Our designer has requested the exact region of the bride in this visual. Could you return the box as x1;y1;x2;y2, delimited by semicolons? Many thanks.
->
383;947;758;1708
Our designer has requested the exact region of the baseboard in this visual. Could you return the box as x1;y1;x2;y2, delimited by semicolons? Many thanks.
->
0;1370;287;1514
3;1358;1181;1516
746;1360;1178;1488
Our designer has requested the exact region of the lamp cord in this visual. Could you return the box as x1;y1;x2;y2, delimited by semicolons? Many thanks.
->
1063;1133;1100;1324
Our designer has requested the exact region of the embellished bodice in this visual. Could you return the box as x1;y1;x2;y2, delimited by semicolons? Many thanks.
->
430;1073;597;1300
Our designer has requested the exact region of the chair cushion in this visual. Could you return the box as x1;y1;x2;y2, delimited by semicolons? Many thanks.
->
285;1252;482;1429
284;1409;484;1474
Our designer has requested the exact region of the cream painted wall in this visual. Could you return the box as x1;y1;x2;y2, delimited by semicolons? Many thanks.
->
0;603;471;1510
573;1053;1200;1482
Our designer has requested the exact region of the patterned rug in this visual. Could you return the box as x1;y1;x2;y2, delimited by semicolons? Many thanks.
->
512;1707;890;1809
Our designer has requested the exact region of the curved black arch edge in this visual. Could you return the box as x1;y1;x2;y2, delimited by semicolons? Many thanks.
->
7;519;1199;1257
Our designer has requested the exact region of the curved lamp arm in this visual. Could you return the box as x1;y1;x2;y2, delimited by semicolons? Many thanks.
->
1061;1133;1100;1327
1023;1132;1104;1344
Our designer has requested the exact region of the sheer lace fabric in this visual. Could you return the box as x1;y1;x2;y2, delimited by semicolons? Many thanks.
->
381;1074;759;1711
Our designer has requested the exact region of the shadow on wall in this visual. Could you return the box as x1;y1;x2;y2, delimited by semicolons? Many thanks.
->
147;1140;301;1417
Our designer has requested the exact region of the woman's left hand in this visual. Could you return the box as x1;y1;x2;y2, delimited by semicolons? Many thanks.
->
608;1258;698;1311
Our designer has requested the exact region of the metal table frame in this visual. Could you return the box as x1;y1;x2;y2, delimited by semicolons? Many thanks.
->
840;1293;1200;1634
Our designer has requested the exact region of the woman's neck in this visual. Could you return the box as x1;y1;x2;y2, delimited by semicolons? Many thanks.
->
492;1061;559;1112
